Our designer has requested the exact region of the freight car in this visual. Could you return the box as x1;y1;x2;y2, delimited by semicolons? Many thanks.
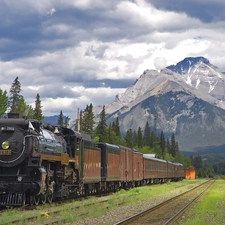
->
0;116;184;207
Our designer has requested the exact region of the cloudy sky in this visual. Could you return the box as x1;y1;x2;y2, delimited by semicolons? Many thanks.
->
1;0;225;119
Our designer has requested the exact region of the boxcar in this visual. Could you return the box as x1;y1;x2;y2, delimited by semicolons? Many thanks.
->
132;150;144;186
119;146;134;188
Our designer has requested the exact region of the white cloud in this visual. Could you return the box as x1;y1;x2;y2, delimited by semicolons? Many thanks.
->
154;57;167;70
46;8;56;16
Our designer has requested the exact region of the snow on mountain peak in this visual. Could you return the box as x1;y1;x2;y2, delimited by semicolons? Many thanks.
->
165;56;224;95
166;57;210;74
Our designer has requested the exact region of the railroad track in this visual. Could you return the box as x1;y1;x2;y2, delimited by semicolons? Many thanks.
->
114;180;214;225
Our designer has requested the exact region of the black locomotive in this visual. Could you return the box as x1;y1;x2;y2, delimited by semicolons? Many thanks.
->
0;116;184;206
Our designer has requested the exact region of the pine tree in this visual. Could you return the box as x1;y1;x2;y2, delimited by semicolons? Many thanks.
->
133;130;137;147
16;97;28;118
114;117;121;137
170;133;176;157
192;155;203;172
175;141;179;153
107;125;114;144
124;128;133;148
80;106;87;131
160;131;166;157
86;103;95;137
57;110;64;127
0;89;8;116
143;121;151;146
137;126;143;148
26;105;35;119
80;104;95;137
166;138;170;151
111;121;115;132
150;131;155;148
64;116;69;128
34;93;43;121
9;77;23;114
111;118;121;137
95;105;107;142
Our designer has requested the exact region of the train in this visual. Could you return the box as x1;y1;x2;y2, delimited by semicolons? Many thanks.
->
0;116;184;206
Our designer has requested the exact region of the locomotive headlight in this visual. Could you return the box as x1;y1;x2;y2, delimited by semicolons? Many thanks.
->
17;176;23;182
2;141;10;149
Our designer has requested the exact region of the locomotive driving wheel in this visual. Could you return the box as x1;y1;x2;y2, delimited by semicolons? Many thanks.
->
40;194;47;204
22;193;26;206
34;196;40;205
47;190;54;203
28;195;34;206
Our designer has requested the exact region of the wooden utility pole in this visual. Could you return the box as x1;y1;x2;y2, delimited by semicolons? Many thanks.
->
77;108;80;132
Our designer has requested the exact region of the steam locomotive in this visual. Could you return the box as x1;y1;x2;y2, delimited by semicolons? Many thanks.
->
0;115;184;206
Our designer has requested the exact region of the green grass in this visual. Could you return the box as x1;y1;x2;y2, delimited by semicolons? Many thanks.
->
182;180;225;225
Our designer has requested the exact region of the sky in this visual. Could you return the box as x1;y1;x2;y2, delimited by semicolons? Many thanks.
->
1;0;225;119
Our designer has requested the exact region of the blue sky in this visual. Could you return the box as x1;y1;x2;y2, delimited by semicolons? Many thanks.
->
1;0;225;119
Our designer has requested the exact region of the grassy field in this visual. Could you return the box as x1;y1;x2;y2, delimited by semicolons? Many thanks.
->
179;179;225;225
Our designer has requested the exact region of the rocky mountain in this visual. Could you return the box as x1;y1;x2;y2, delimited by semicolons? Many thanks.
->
93;57;225;155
